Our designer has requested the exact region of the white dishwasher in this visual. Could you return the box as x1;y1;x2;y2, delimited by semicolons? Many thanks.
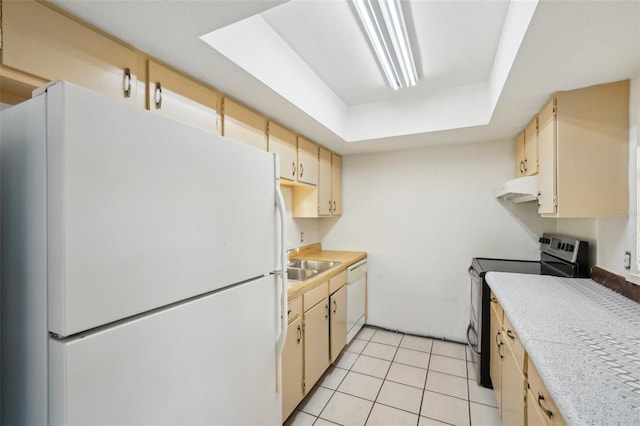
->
346;259;367;343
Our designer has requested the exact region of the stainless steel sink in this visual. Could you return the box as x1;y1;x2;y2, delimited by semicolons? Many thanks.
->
287;267;319;282
286;259;342;284
287;259;341;272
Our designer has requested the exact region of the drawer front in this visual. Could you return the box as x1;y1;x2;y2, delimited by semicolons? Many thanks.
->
288;297;302;324
503;314;525;373
527;359;566;426
304;281;329;311
490;292;503;326
329;270;347;294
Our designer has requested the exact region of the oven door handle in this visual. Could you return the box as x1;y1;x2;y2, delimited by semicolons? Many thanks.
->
468;265;480;280
466;323;480;355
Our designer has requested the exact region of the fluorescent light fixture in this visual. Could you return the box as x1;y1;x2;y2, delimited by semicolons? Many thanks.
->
352;0;418;90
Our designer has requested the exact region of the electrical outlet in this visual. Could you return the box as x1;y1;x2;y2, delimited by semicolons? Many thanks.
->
624;251;631;270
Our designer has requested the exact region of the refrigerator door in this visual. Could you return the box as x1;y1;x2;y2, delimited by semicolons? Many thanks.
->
49;275;281;425
44;82;277;337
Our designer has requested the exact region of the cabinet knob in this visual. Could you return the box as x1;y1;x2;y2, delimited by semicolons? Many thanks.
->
123;68;132;99
154;82;163;110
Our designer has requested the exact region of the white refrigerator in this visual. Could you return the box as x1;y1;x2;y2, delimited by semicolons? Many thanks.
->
0;81;287;425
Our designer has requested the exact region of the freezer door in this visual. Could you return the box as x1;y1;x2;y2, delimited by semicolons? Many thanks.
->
49;275;281;425
44;82;277;337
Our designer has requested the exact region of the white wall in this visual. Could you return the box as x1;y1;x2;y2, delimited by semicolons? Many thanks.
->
281;186;321;251
320;139;554;342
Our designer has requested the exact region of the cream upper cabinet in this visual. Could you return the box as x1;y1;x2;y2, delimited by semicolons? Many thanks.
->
318;148;333;216
297;137;319;185
515;132;526;177
222;98;267;151
537;80;629;218
292;149;343;218
331;154;343;216
524;118;539;176
2;0;142;107
147;61;220;134
268;122;298;182
515;119;538;177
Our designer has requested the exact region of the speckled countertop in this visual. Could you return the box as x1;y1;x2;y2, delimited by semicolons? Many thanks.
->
486;272;640;425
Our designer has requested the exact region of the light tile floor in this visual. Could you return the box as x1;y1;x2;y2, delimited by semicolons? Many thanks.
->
285;326;500;426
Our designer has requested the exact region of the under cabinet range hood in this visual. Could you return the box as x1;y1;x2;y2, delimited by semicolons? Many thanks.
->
496;176;538;203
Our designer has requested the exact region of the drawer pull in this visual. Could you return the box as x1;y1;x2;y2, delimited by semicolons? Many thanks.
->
292;162;296;177
297;324;302;343
495;332;504;359
537;393;554;419
333;299;337;313
506;330;515;340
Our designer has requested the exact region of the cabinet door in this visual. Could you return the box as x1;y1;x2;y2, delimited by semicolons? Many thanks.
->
2;0;141;106
489;304;503;414
297;137;319;186
222;98;267;150
268;122;297;182
304;299;330;392
148;61;220;134
527;389;547;426
330;286;347;362
331;154;343;216
501;343;525;426
515;132;526;177
318;148;332;216
524;117;539;176
537;99;557;215
282;317;304;422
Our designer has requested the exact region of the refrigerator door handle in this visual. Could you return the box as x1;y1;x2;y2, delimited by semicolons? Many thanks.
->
274;154;288;392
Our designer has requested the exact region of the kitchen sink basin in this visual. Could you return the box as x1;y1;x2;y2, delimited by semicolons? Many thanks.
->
287;267;319;282
287;259;341;272
286;259;342;284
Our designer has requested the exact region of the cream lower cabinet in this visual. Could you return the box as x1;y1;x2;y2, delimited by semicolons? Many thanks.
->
489;296;503;413
303;296;330;392
491;294;565;426
490;293;525;425
329;282;347;362
282;297;304;422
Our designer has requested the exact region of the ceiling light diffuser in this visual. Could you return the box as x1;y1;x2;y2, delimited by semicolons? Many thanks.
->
352;0;418;90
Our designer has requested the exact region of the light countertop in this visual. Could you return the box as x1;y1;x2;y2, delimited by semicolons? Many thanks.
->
286;244;367;300
486;272;640;425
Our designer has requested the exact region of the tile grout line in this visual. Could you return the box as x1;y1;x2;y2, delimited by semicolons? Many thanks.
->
416;341;433;426
362;329;402;425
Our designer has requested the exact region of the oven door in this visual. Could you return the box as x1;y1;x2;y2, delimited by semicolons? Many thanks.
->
467;265;482;371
